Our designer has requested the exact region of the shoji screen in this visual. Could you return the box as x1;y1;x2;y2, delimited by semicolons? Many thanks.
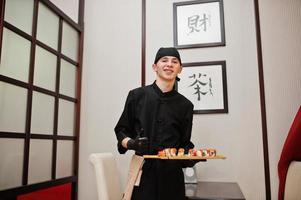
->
0;0;83;199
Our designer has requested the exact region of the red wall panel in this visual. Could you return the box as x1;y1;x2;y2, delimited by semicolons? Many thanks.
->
17;183;71;200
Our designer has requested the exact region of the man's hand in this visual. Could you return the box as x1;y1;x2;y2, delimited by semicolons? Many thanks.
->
127;137;149;154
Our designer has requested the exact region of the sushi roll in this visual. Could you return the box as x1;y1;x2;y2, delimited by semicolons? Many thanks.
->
164;148;171;157
170;148;177;157
196;149;203;157
201;149;209;157
208;148;217;157
158;150;166;157
177;148;185;156
188;149;197;157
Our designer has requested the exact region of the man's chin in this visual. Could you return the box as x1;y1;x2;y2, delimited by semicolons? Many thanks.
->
157;73;177;82
162;76;177;82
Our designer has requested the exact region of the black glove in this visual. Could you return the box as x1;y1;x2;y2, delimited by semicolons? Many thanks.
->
127;137;149;155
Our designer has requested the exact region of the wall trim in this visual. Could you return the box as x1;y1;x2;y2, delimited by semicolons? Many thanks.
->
141;0;146;86
253;0;271;199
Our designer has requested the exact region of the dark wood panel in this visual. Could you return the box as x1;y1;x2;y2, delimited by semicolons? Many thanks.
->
72;1;85;199
33;85;57;97
61;54;79;67
0;132;76;140
0;0;5;60
253;0;271;199
141;0;146;87
30;134;76;141
3;21;33;41
58;94;77;103
0;0;84;199
0;132;25;138
0;75;29;89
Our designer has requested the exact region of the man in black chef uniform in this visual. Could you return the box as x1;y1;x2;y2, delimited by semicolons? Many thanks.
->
115;47;196;200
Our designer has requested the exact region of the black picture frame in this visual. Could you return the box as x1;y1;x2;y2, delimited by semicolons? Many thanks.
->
177;61;228;114
173;0;226;49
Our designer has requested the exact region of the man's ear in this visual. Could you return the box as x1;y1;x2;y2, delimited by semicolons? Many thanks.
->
152;63;158;72
178;65;183;74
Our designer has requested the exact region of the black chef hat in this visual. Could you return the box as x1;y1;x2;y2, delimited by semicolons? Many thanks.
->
154;47;182;65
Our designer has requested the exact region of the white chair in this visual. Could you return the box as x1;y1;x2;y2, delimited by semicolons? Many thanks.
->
89;153;123;200
284;161;301;200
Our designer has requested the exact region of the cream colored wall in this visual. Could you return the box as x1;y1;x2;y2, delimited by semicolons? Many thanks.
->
146;0;265;199
79;0;141;199
52;0;301;200
259;1;301;199
49;0;79;22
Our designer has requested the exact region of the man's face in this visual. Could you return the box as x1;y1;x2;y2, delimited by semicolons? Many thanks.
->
152;56;182;82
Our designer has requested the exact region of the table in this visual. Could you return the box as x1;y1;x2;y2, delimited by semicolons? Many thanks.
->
185;181;245;200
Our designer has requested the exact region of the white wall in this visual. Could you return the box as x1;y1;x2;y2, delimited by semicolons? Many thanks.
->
79;0;141;199
50;0;79;22
81;0;266;199
259;1;301;199
146;0;265;199
52;0;301;200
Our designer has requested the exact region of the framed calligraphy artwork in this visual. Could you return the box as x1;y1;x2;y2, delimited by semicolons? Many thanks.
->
177;61;228;114
173;0;225;49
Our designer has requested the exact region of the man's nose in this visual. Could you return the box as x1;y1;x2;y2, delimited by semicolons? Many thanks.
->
166;60;173;67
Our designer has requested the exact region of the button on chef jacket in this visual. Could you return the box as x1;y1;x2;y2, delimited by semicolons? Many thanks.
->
114;82;195;200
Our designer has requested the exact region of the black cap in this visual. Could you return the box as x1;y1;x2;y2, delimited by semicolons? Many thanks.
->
154;47;182;65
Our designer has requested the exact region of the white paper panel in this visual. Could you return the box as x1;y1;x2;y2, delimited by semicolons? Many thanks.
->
31;92;55;134
60;59;77;98
0;82;27;133
4;0;34;35
36;2;59;50
34;46;57;91
58;99;75;136
0;28;31;82
49;0;79;23
28;139;52;184
62;21;79;61
0;138;24;190
56;140;74;178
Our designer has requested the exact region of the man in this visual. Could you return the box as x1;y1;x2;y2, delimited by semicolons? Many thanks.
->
115;47;196;200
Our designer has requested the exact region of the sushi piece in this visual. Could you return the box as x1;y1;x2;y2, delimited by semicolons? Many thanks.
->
170;148;177;157
188;149;197;157
208;148;217;157
158;150;166;157
196;150;203;157
201;149;209;157
177;148;185;156
164;148;171;157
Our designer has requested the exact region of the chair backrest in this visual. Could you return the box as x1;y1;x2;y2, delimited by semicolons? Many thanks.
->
278;106;301;200
284;161;301;200
89;153;122;200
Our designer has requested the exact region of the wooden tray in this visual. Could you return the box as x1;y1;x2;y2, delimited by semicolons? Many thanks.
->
143;155;226;160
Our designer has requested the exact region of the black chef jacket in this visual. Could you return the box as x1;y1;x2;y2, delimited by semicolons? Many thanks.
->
115;82;194;200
